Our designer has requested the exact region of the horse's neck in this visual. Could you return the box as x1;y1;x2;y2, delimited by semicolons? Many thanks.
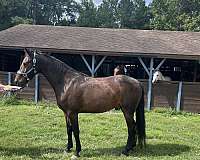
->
37;55;85;95
160;74;165;81
159;73;171;81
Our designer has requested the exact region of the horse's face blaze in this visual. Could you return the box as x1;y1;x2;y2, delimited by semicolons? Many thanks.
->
152;71;159;83
14;56;32;87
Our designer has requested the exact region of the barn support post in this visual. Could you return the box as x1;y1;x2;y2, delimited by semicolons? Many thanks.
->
91;55;95;77
34;74;40;103
94;56;107;73
155;59;166;71
81;54;107;77
138;58;150;76
7;72;12;97
147;58;154;111
80;54;93;74
138;57;167;110
176;81;183;112
138;57;154;110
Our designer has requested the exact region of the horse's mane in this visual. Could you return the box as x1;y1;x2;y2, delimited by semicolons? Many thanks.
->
41;54;88;77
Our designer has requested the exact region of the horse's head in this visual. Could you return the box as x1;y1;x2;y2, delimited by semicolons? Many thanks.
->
14;48;38;87
114;65;125;75
152;70;163;83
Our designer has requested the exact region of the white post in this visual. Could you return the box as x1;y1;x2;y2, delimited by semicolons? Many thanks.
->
147;58;154;111
138;57;150;76
155;59;166;71
94;56;107;73
80;54;93;74
91;55;95;77
81;55;106;77
176;81;183;112
34;74;39;103
7;72;12;96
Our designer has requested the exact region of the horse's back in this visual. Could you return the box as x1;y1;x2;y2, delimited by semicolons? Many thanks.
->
76;75;142;113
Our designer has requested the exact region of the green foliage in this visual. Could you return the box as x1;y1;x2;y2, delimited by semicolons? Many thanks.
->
152;107;195;116
76;0;98;27
150;0;200;31
11;16;33;25
97;0;119;28
1;0;200;32
118;0;149;29
0;94;36;106
0;94;20;106
0;0;79;30
0;0;31;30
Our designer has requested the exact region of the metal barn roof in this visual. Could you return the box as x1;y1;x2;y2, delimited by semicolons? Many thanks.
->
0;24;200;59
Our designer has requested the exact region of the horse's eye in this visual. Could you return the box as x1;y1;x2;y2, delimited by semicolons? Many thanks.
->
23;62;29;67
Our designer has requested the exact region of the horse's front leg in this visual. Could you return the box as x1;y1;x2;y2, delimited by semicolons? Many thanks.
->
69;113;81;157
64;113;73;152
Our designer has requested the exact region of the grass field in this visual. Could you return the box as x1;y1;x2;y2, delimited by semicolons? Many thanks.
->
0;97;199;160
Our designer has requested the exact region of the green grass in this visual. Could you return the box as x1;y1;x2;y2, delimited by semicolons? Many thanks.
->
0;99;199;160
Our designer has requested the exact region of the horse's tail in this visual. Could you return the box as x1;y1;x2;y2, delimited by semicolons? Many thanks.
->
136;84;146;148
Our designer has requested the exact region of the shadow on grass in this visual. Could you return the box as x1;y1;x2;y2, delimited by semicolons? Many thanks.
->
0;146;63;159
0;143;190;158
82;143;190;157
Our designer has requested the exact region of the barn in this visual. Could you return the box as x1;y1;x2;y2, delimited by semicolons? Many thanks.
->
0;24;200;113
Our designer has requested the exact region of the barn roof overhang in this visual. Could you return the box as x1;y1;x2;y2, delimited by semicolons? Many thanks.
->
0;24;200;60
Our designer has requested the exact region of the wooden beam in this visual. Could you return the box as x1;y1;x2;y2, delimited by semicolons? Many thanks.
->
138;57;150;76
94;56;107;73
155;58;166;71
80;54;93;74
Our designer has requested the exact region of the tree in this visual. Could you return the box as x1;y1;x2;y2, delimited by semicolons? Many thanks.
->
0;0;79;30
0;0;32;30
150;0;200;31
118;0;134;28
118;0;149;29
76;0;98;27
97;0;119;28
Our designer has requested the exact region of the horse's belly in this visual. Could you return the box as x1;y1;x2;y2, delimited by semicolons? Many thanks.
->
80;92;120;113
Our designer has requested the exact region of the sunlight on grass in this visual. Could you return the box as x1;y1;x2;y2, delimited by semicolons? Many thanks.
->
0;100;199;160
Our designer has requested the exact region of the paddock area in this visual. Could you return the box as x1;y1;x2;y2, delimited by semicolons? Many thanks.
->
0;101;199;160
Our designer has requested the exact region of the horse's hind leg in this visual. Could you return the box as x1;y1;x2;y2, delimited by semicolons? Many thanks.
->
121;108;136;156
69;113;81;157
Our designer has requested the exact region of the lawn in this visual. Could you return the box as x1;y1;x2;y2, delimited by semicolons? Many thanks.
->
0;98;199;160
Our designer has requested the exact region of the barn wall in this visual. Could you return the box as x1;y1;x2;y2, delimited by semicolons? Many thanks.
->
0;71;200;113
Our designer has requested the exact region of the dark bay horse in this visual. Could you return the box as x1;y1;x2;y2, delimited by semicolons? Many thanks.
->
114;65;126;76
14;48;146;157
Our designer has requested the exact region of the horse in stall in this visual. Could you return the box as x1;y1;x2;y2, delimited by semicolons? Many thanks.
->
114;65;126;110
152;70;171;83
14;48;146;157
114;65;126;76
152;70;175;108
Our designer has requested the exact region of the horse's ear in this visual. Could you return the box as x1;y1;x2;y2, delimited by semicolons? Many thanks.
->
24;48;33;58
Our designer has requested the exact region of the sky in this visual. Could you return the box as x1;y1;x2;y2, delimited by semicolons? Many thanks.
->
94;0;152;6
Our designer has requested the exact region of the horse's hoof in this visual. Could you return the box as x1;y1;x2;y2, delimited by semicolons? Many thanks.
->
122;150;129;156
71;155;78;160
75;152;80;157
64;147;72;154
